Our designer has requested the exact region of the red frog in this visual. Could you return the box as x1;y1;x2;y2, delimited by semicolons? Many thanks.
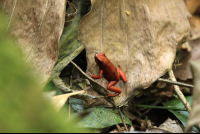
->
89;52;127;97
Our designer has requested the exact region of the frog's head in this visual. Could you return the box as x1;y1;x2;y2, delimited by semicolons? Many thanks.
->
94;52;108;66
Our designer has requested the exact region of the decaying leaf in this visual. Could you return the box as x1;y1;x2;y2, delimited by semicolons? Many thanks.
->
189;16;200;40
184;0;200;15
173;39;200;80
65;1;77;27
146;118;183;133
185;61;200;132
184;0;200;40
79;0;191;106
0;0;67;89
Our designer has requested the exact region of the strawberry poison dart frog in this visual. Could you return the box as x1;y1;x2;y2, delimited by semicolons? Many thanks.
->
89;53;127;97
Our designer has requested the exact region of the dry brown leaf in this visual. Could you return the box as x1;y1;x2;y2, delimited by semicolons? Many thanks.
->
65;1;77;27
184;0;200;40
0;0;67;89
146;118;183;133
182;42;192;52
79;0;190;106
174;39;200;80
185;0;200;15
189;16;200;40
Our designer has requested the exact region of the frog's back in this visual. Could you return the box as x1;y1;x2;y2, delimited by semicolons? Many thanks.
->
101;62;120;82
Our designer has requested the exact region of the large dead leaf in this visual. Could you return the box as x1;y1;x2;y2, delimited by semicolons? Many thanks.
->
0;0;67;89
79;0;190;106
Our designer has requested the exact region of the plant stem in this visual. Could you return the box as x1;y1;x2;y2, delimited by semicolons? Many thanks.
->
136;104;186;110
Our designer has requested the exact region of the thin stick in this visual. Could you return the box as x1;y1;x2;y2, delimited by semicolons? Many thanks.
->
117;107;128;132
157;78;194;88
168;69;191;113
115;124;120;132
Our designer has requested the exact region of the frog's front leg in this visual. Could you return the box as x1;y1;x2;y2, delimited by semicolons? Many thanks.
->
106;81;122;97
89;69;103;79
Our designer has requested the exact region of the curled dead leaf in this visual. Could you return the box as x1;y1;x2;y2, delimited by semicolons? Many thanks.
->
174;39;200;80
65;1;77;27
146;118;183;133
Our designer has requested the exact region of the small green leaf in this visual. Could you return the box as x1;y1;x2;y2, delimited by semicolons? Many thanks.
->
162;96;192;110
77;107;132;128
145;116;148;122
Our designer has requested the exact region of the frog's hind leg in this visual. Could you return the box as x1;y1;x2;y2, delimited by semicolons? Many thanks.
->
106;81;122;97
117;68;127;83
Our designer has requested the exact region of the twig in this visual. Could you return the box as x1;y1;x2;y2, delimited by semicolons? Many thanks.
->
117;107;128;132
157;78;194;88
168;69;191;113
115;124;120;132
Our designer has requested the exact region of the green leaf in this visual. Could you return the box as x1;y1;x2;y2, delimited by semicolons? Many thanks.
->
162;96;199;132
77;107;132;128
162;96;193;110
51;0;91;97
169;110;189;126
168;110;199;132
70;97;84;112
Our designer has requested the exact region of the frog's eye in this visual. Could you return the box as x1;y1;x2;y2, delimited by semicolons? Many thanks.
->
101;53;105;56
